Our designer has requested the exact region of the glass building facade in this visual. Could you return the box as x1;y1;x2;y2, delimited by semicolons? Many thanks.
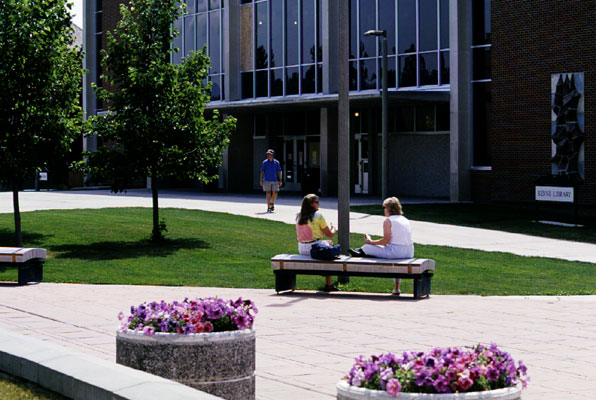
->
173;1;226;101
471;0;491;167
239;0;323;98
349;0;450;91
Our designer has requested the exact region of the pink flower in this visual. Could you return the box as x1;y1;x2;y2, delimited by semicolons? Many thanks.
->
386;379;402;397
457;376;474;391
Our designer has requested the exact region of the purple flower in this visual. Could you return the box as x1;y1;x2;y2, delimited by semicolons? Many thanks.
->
386;379;402;396
143;326;155;336
364;362;380;381
414;369;430;386
487;367;500;381
433;375;451;393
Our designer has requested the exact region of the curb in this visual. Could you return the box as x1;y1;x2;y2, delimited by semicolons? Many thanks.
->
0;328;222;399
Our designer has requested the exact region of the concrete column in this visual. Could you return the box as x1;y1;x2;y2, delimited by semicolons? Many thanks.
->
449;0;472;202
82;0;97;152
225;0;241;101
320;108;329;196
322;0;338;94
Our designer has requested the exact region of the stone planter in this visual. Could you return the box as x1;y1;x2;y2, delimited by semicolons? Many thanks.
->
337;380;522;400
116;329;255;400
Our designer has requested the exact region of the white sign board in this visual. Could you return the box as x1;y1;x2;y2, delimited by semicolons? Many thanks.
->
39;172;48;181
535;186;574;203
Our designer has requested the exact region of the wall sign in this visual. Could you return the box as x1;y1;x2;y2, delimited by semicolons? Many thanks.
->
535;186;574;203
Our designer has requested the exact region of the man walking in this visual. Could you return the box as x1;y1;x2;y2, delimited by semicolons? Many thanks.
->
260;149;282;213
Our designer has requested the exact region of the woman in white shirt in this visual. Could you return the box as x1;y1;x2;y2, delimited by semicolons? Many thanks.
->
349;197;414;295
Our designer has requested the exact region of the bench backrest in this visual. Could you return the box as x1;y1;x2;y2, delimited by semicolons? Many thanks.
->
0;248;47;263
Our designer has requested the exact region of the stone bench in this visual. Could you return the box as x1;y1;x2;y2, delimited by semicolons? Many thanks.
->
0;247;46;285
270;254;435;299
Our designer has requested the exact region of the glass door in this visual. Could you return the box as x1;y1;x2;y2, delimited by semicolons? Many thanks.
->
355;133;369;194
283;136;307;191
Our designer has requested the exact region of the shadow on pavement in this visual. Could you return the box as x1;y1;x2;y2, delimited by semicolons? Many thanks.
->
271;291;428;302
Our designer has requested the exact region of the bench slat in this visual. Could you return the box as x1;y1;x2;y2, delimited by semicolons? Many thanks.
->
0;248;47;263
271;254;434;274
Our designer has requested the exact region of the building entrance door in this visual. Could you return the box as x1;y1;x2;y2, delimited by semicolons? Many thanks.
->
283;137;306;191
355;133;369;194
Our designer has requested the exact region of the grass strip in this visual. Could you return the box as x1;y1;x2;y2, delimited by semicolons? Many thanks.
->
351;203;596;244
0;372;66;400
0;208;593;295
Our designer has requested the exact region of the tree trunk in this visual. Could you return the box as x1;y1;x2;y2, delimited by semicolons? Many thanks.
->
13;188;23;247
151;174;161;241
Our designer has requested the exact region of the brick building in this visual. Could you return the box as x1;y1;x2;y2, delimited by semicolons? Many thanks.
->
83;0;595;206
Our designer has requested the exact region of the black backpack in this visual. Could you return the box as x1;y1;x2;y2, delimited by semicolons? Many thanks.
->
310;242;341;260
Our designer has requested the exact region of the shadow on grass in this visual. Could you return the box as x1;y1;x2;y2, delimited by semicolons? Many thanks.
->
0;229;50;247
50;238;210;260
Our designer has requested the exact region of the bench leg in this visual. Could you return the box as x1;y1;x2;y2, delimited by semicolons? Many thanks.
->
413;274;432;299
18;261;44;286
274;271;296;293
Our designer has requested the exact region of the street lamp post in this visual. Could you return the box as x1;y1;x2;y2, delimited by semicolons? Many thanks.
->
364;30;388;200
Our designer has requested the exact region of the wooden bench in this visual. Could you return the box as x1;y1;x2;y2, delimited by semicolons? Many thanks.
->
271;254;435;299
0;247;46;285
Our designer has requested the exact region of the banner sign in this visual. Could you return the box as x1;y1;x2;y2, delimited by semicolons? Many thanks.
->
535;186;574;203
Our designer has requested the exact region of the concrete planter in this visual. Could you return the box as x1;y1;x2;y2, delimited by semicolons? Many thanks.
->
116;329;255;400
337;381;522;400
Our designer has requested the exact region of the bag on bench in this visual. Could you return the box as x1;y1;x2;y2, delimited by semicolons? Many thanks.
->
310;242;341;260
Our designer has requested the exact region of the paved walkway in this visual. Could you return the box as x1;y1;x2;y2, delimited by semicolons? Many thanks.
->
1;190;596;399
1;189;595;263
1;284;595;399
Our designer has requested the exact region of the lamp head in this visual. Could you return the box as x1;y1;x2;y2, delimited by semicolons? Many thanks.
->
363;29;386;37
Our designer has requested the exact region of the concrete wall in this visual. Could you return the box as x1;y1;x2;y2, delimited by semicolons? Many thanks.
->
389;134;450;198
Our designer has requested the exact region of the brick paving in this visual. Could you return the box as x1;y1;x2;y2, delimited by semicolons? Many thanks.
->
1;284;595;399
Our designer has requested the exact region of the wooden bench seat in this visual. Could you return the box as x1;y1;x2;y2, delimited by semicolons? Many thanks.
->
271;254;435;299
0;247;46;285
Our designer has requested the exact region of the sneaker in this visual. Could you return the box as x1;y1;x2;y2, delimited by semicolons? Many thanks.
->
270;205;275;212
348;248;365;257
391;290;401;296
266;207;272;213
323;284;340;292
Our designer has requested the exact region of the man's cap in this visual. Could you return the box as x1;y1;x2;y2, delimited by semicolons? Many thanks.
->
266;149;275;155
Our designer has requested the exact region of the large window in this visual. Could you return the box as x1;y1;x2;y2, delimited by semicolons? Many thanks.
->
94;0;103;111
349;0;449;91
240;0;323;99
471;0;491;166
173;0;225;101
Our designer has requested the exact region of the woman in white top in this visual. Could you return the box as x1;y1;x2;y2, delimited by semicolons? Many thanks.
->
349;197;414;295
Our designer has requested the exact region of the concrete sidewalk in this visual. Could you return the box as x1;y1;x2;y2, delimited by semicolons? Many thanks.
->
0;284;595;399
1;189;595;263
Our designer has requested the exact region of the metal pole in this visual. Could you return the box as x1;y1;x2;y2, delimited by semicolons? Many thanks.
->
381;36;388;201
338;0;350;264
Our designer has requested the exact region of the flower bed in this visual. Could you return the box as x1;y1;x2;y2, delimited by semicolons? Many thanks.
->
116;297;258;400
118;296;257;335
341;344;528;398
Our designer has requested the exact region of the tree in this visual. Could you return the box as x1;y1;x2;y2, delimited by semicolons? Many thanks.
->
82;0;236;241
0;0;83;246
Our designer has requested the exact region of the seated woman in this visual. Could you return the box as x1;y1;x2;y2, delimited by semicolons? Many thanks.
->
296;194;338;292
349;197;414;295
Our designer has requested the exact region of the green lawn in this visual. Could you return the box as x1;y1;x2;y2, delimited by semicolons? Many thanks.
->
0;372;66;400
351;203;596;244
0;208;594;295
